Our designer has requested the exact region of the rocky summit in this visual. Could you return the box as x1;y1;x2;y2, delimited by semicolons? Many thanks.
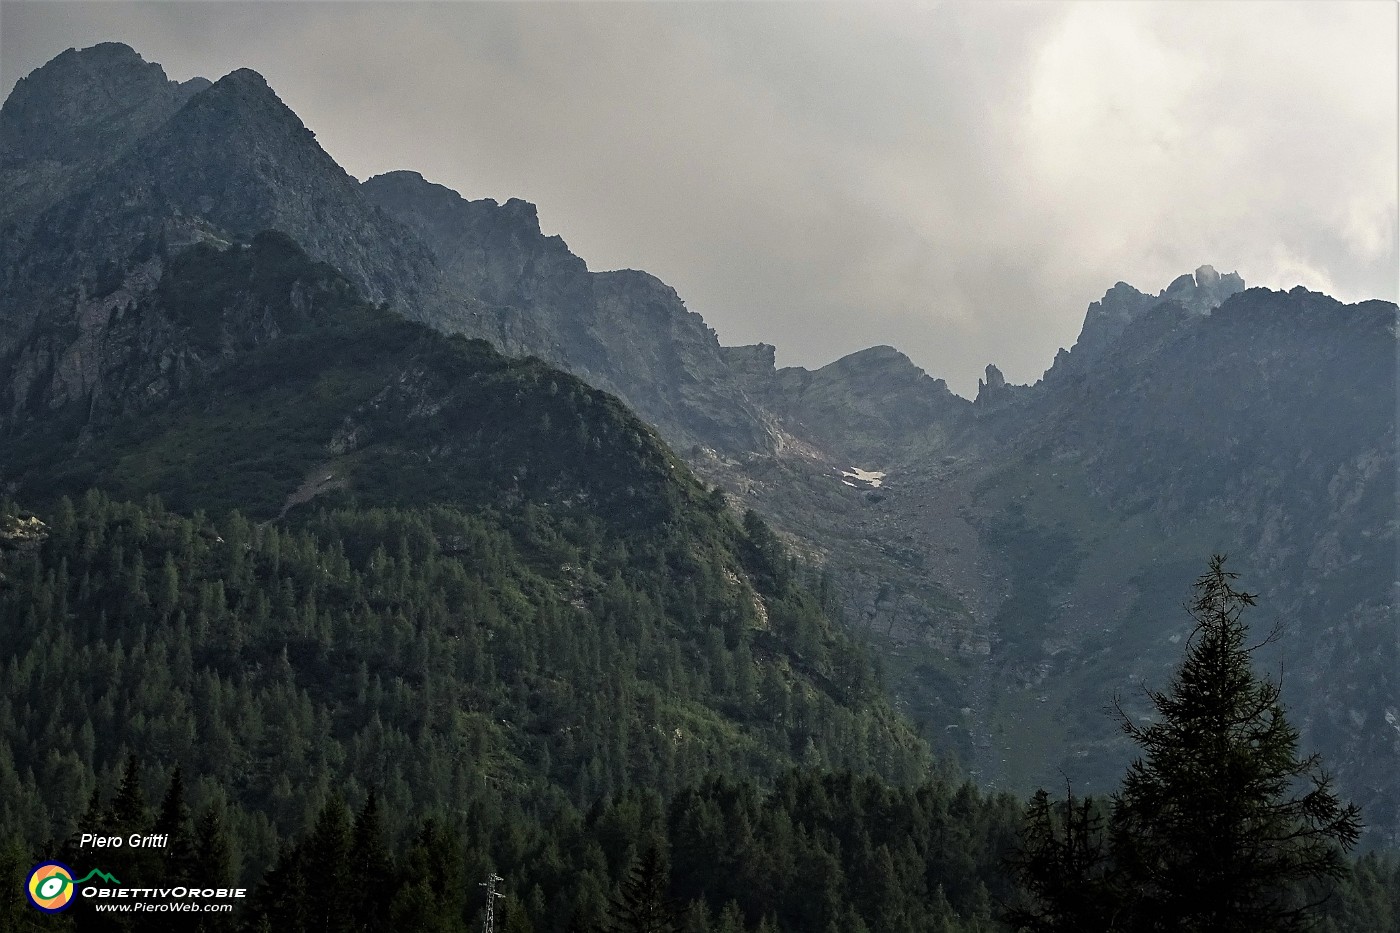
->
2;43;1396;844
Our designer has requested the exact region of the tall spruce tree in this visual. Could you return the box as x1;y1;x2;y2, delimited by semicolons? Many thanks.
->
1111;555;1361;932
154;767;197;877
610;843;678;933
1012;556;1362;933
349;791;393;932
191;804;236;933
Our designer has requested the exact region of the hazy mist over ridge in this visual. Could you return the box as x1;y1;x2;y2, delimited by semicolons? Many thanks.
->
3;0;1394;397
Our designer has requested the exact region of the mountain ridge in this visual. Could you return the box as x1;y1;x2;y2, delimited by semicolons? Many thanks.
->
2;41;1395;842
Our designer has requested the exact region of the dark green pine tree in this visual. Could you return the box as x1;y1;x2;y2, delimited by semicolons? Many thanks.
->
302;795;355;933
713;901;745;933
253;842;311;933
1006;789;1120;933
63;787;106;860
1012;556;1363;933
610;843;678;933
109;755;152;837
348;791;394;932
502;897;535;933
109;754;157;917
1;835;65;932
144;767;199;933
1110;555;1362;933
389;818;468;933
190;805;236;933
154;767;197;877
191;807;232;885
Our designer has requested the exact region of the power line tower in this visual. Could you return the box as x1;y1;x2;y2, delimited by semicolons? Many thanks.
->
480;872;504;933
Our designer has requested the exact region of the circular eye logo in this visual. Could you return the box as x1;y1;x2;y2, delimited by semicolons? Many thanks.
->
26;862;76;913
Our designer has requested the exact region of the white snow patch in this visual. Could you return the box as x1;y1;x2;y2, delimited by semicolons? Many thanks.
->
1386;708;1399;736
841;467;887;488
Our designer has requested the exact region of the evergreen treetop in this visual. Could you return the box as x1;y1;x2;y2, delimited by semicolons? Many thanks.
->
1012;556;1363;933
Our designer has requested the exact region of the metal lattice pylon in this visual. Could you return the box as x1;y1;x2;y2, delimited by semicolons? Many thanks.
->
480;872;504;933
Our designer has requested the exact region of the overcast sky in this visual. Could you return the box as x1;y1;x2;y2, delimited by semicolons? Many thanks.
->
3;2;1396;397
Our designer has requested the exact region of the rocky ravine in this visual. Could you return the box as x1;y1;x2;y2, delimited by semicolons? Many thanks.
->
692;270;1396;845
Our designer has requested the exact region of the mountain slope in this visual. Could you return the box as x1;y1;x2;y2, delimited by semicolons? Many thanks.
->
963;285;1397;829
732;274;1397;842
0;230;933;889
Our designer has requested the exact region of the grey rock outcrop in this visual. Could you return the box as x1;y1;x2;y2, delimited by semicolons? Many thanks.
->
0;42;202;165
719;343;779;382
361;170;776;454
975;363;1009;405
1044;266;1247;385
733;345;968;463
1161;263;1246;313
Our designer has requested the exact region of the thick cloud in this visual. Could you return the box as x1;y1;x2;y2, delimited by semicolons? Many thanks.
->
3;2;1394;396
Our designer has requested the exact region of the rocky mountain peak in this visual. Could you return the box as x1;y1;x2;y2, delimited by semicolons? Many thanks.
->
975;363;1010;405
361;169;589;343
1073;281;1154;358
143;64;394;225
178;66;312;141
360;171;459;217
823;344;919;374
500;197;542;232
1;41;208;165
812;346;952;399
362;169;776;454
211;67;271;92
1159;263;1246;314
1058;266;1248;378
0;46;444;357
810;346;962;406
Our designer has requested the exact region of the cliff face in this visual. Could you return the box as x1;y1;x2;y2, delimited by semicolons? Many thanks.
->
724;344;969;465
361;170;777;454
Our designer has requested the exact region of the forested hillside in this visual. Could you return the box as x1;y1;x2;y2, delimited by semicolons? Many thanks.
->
5;521;1395;933
0;230;975;930
1;242;1394;933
